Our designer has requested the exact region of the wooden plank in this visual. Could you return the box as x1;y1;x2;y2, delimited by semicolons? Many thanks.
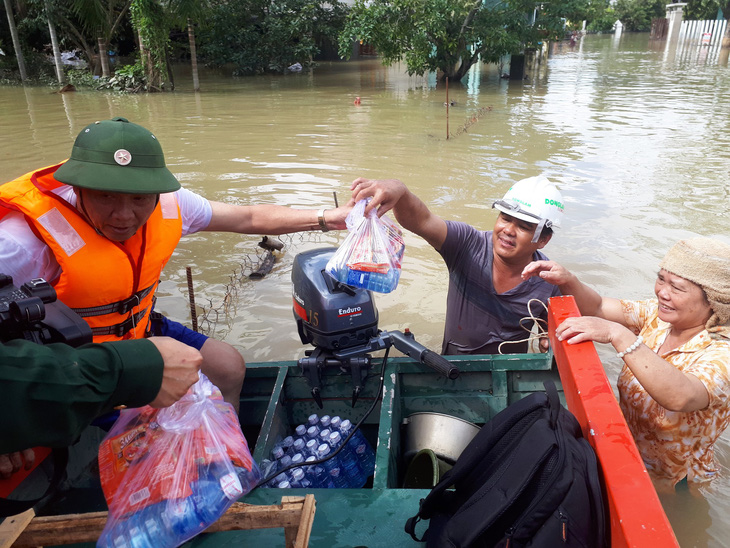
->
293;494;316;548
13;511;108;546
548;296;679;548
12;498;314;548
0;509;35;548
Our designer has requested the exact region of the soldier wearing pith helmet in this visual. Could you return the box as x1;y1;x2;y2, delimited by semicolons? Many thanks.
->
0;116;351;408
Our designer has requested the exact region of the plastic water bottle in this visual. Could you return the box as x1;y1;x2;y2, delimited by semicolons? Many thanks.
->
191;466;235;523
271;445;286;461
305;456;334;488
340;419;376;477
114;501;181;548
307;413;320;427
267;472;288;488
328;431;366;488
330;416;342;431
136;504;168;545
98;520;137;548
258;458;277;481
277;455;292;473
295;424;308;438
128;506;166;548
281;435;295;455
318;428;332;447
161;497;202;540
291;438;306;456
316;443;348;488
277;480;291;489
306;425;321;440
320;415;332;429
336;267;400;294
305;438;319;457
235;465;260;496
291;453;305;466
290;467;312;489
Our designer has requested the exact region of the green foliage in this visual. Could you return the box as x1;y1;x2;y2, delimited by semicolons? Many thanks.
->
66;68;99;88
0;46;56;84
130;0;170;89
613;0;665;31
586;9;617;32
585;0;617;32
683;0;726;20
337;0;589;81
96;60;148;91
198;0;347;75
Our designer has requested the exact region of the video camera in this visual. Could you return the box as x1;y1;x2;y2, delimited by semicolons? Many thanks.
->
0;274;92;347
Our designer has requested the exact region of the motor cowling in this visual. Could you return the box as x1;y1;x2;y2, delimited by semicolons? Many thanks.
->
292;248;379;352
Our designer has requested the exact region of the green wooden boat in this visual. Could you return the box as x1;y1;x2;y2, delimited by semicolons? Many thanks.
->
4;245;680;547
193;351;562;546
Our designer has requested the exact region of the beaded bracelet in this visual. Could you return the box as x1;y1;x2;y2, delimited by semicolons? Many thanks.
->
617;335;643;359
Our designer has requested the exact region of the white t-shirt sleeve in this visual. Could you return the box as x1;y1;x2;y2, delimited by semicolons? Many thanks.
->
176;188;213;235
0;212;62;283
0;186;211;285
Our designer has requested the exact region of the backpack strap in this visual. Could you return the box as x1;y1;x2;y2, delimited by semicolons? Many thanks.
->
405;502;425;542
544;380;561;428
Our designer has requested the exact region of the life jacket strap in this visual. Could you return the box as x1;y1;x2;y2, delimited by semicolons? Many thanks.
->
71;283;155;317
90;307;149;337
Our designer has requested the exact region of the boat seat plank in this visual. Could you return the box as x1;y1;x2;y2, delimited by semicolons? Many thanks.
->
10;495;316;548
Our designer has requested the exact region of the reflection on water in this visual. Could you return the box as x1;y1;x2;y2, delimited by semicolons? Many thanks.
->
1;32;729;544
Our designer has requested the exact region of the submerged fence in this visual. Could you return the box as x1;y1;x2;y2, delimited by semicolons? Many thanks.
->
678;19;728;48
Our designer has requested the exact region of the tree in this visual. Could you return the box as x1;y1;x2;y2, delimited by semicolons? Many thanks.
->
44;0;65;84
130;0;170;91
198;0;347;75
338;0;589;82
3;0;28;81
585;0;617;32
613;0;664;32
68;0;132;77
166;0;207;91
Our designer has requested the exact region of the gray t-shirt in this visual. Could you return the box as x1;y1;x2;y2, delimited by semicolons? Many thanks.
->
437;221;560;355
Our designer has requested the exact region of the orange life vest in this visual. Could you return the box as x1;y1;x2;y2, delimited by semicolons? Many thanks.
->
0;163;182;342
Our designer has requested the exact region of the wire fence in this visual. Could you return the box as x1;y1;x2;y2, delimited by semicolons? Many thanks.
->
193;232;328;337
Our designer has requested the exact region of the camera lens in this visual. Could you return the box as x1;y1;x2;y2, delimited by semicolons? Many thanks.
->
10;297;45;324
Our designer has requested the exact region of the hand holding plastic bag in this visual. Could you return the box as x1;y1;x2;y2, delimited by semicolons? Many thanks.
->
326;199;405;293
97;374;261;548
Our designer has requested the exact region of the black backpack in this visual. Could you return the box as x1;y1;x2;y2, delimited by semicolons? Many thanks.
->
404;381;607;548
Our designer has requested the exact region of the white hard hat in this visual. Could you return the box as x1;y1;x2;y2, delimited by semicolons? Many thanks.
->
492;175;564;243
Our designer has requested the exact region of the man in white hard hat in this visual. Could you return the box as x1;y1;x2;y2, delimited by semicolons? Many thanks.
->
350;176;564;354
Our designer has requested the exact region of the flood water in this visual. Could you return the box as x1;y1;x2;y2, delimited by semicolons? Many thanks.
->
1;32;729;545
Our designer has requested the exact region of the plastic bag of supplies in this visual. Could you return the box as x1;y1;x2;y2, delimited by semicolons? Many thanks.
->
97;374;261;548
326;198;405;293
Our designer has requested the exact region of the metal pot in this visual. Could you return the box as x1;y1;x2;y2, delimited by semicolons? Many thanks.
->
402;449;453;489
402;412;480;464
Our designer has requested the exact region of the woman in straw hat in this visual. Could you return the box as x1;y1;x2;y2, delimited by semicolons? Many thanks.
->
522;237;730;488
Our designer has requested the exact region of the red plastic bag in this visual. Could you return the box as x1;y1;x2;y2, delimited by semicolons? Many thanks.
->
326;199;405;293
97;374;261;548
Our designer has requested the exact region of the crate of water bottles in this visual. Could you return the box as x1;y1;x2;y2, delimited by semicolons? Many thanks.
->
260;413;376;489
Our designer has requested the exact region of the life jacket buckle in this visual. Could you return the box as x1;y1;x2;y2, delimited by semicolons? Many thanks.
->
117;293;141;315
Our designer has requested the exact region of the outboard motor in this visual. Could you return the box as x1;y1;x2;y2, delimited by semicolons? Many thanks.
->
293;248;378;353
292;248;459;408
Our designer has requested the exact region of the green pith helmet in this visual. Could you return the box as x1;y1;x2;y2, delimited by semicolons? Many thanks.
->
54;117;180;194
